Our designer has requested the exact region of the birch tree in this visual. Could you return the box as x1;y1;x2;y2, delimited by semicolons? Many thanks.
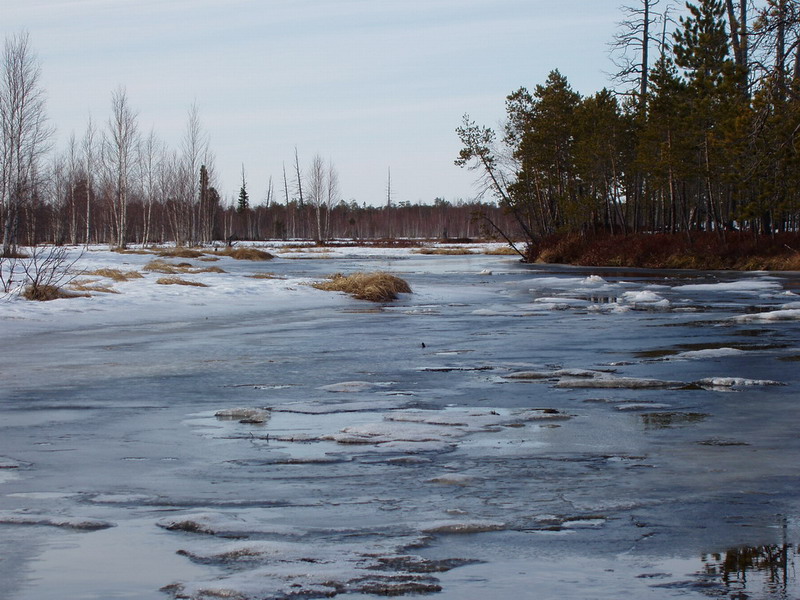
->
105;87;138;249
1;32;51;256
82;116;96;247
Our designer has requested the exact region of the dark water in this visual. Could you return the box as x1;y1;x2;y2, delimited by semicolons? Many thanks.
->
1;253;799;599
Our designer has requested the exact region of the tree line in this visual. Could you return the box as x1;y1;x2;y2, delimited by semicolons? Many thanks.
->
457;0;800;251
0;33;512;255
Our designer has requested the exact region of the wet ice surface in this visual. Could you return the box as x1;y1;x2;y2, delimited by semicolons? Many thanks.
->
2;248;800;599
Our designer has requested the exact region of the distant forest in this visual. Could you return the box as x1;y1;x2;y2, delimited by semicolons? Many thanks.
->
458;0;800;251
2;1;799;255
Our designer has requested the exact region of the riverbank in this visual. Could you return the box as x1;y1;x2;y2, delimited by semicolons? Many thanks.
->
531;232;800;271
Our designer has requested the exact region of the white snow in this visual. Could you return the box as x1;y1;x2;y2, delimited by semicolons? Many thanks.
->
668;348;746;360
733;309;800;322
674;280;783;293
695;377;784;388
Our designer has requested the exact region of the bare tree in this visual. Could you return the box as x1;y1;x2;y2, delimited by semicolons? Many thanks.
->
138;127;163;246
1;32;52;256
64;132;81;244
325;159;339;241
307;154;326;242
180;102;213;244
104;87;138;249
610;0;677;111
82;115;96;247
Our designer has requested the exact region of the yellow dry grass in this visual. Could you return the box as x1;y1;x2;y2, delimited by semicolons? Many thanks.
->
22;284;86;301
111;247;152;255
313;271;411;302
143;259;191;274
483;246;518;255
155;276;208;287
247;272;284;279
215;247;274;261
191;266;226;274
158;248;205;259
87;268;143;281
413;247;474;255
70;280;120;294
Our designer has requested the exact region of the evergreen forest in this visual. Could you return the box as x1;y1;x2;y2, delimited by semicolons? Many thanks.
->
457;0;800;260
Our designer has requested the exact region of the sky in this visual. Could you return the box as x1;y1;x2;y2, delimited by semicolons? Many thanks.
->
3;0;628;207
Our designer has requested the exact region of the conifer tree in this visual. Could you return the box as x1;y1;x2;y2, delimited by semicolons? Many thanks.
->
237;165;249;214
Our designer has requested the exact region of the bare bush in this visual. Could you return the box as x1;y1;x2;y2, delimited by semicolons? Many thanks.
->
14;246;83;301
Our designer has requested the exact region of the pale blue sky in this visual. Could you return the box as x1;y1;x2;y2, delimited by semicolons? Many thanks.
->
4;0;628;206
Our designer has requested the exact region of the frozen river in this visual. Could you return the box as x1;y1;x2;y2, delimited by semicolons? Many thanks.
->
1;247;799;599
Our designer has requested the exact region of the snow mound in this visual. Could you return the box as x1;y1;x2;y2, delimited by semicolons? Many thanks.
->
622;290;665;303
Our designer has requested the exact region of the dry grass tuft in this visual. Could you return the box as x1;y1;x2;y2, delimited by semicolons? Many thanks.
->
143;259;190;274
198;256;220;262
483;245;519;255
414;247;474;255
158;248;205;259
88;268;143;281
155;276;208;287
216;247;274;261
22;284;85;301
248;272;284;279
70;280;120;294
192;266;226;274
111;247;152;255
313;271;411;302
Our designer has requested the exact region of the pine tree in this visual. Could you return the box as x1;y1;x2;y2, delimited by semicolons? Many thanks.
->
237;165;249;214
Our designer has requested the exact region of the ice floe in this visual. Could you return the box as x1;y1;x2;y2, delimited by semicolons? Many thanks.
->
695;377;784;388
162;533;467;600
554;376;682;389
674;280;783;293
666;347;746;360
318;380;386;393
214;407;271;423
0;512;114;530
420;520;506;534
273;399;408;414
732;308;800;322
156;512;304;537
